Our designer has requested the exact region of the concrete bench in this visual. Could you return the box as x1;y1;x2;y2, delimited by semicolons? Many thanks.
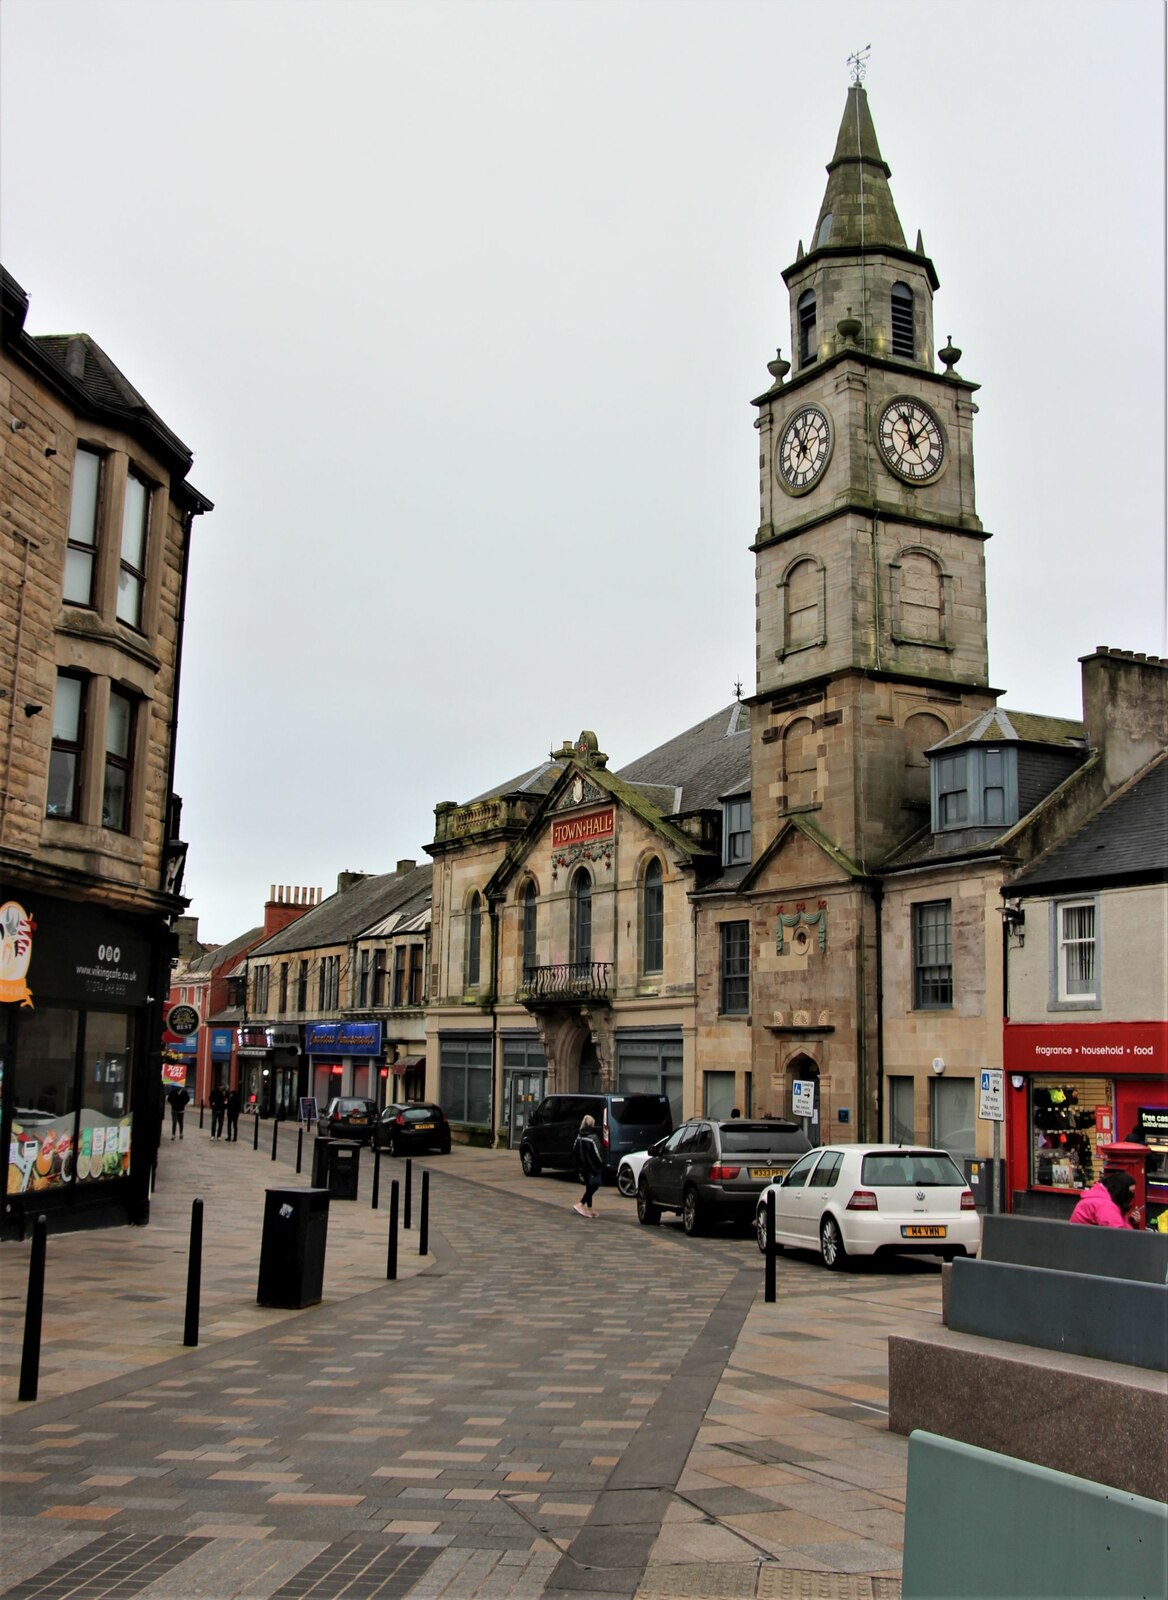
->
948;1255;1167;1371
981;1211;1168;1283
888;1327;1167;1501
902;1429;1168;1600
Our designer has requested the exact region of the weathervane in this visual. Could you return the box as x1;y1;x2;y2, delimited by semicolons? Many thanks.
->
848;45;871;86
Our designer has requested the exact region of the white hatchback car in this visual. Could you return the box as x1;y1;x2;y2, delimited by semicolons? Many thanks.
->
616;1147;653;1197
754;1144;981;1269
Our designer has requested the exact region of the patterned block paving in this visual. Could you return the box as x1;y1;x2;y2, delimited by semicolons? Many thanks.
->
0;1532;209;1600
268;1541;440;1599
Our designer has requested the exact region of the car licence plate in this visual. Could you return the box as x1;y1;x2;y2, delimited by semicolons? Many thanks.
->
901;1224;947;1239
750;1168;779;1180
415;1122;433;1130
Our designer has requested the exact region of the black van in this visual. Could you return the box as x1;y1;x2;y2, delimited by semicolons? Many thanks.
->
519;1092;673;1182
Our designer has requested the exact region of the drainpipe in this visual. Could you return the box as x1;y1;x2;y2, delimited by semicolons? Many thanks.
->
487;897;500;1146
872;879;885;1142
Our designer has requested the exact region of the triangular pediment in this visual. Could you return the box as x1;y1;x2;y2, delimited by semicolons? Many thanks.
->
741;815;864;894
551;772;608;811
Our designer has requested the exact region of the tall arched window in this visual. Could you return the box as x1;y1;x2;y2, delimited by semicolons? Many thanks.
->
570;869;592;966
798;289;817;366
521;881;538;974
891;282;914;358
466;891;482;988
643;859;663;974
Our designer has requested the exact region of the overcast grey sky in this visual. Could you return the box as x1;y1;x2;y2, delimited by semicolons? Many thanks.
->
3;0;1164;944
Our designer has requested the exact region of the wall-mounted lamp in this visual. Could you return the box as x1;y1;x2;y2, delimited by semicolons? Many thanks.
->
1001;903;1026;947
44;446;57;458
9;417;27;432
24;703;43;718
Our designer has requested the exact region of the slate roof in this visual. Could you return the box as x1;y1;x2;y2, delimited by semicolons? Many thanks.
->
467;760;563;806
617;703;751;816
249;865;433;956
1009;755;1168;895
931;708;1086;752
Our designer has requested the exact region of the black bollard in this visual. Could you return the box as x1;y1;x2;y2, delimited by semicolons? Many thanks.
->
271;1118;279;1161
18;1214;48;1402
387;1179;399;1281
764;1192;777;1304
404;1158;413;1230
184;1198;203;1346
296;1126;303;1175
253;1112;260;1151
419;1169;429;1257
371;1141;381;1210
199;1101;205;1130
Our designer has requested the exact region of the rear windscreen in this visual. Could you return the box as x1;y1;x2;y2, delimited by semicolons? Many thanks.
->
402;1108;436;1122
609;1096;670;1126
720;1126;809;1156
861;1152;966;1186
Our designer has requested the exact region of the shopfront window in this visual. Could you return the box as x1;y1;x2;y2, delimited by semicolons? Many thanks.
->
1031;1076;1109;1192
440;1035;491;1126
81;1012;133;1184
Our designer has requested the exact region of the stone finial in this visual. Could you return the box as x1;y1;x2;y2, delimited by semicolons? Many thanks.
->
938;334;962;377
837;307;862;345
766;347;791;384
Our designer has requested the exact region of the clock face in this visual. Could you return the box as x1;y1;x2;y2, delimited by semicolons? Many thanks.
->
878;398;945;481
777;404;833;494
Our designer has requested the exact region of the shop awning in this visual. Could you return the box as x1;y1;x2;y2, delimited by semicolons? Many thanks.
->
392;1055;425;1075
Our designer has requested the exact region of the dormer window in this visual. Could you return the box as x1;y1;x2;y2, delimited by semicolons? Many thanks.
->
815;213;833;249
798;290;817;367
891;282;914;358
724;798;751;865
931;747;1017;831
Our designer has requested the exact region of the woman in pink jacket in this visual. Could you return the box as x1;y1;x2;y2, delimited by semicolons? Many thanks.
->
1070;1169;1138;1228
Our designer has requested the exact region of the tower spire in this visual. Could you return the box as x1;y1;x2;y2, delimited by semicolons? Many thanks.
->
810;81;905;254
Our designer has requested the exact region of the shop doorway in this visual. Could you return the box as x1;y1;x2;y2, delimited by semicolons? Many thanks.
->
504;1069;546;1147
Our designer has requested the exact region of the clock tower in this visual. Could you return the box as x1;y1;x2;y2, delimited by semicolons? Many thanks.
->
751;80;996;867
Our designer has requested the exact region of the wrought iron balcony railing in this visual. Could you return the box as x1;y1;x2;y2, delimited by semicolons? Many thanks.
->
519;962;611;1005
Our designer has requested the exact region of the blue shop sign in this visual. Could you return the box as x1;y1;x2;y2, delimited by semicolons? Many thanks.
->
211;1028;233;1057
305;1021;383;1056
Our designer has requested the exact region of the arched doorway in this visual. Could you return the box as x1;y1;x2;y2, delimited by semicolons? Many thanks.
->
784;1053;820;1143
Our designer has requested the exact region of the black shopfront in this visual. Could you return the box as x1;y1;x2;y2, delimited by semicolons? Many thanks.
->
2;890;169;1238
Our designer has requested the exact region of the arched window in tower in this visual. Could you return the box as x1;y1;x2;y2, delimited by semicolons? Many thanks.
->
570;869;592;967
891;282;915;358
785;558;825;653
521;880;538;976
798;290;817;367
642;858;664;975
466;891;482;988
783;717;818;810
903;712;948;810
891;549;947;645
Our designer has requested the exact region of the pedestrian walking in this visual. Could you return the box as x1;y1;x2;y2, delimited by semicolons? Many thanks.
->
225;1087;241;1142
572;1114;604;1219
209;1084;226;1140
167;1083;190;1140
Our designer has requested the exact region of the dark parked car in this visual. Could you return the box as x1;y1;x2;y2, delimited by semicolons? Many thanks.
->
316;1096;378;1144
376;1101;452;1156
519;1092;673;1183
637;1117;812;1235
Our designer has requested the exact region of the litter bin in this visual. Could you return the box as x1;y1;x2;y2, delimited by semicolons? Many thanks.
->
311;1136;332;1189
327;1140;360;1200
257;1187;329;1308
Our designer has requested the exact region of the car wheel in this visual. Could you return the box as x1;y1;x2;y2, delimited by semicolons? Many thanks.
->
941;1247;965;1263
755;1207;783;1255
617;1163;637;1198
682;1188;703;1237
636;1182;661;1226
439;1137;451;1155
520;1145;541;1177
819;1214;849;1270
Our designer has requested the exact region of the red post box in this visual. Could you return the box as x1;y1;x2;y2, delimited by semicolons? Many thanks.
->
1098;1141;1148;1221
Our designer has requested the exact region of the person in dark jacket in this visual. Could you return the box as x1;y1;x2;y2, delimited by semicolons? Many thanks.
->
573;1114;604;1218
209;1084;226;1140
166;1084;190;1140
225;1087;241;1142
